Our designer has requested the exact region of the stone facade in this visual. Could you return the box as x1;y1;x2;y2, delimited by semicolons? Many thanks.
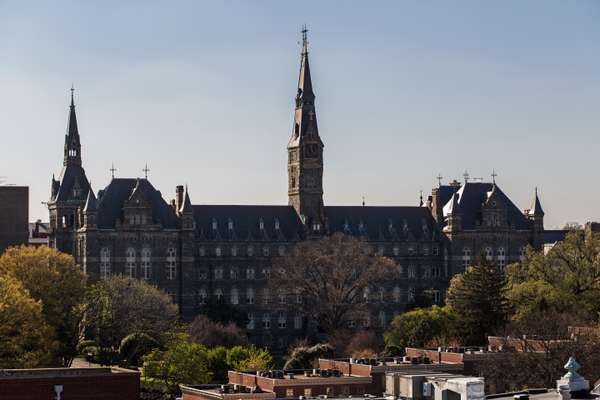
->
48;32;545;350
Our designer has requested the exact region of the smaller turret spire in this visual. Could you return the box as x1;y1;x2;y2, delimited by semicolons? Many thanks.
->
180;185;193;214
83;188;97;212
530;187;545;217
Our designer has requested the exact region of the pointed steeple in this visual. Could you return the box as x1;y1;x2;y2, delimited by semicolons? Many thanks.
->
296;26;314;104
64;86;82;166
83;188;97;212
530;187;545;217
180;185;193;214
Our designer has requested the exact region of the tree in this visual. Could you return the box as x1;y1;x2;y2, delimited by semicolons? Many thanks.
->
199;297;249;327
119;333;161;368
446;256;509;345
345;330;380;358
142;334;212;394
0;274;55;368
270;233;396;334
384;305;456;349
226;345;273;372
284;343;334;369
189;315;248;348
0;245;87;366
507;231;600;324
82;275;179;363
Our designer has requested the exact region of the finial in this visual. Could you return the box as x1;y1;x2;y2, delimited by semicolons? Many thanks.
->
362;196;365;207
143;164;150;179
301;24;309;54
110;163;117;179
491;170;498;184
419;190;424;206
437;174;443;187
70;84;75;106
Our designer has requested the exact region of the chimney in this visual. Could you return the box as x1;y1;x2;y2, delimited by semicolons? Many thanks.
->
175;185;184;215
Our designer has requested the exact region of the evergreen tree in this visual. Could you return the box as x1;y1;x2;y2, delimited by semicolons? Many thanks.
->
446;256;509;345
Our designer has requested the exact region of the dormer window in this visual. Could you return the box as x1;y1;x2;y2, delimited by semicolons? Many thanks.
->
228;219;234;230
313;223;321;232
212;219;218;230
274;218;280;230
259;218;264;230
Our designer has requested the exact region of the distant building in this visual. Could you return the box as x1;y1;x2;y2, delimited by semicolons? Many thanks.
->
48;30;550;350
0;185;29;254
0;367;139;400
29;219;50;246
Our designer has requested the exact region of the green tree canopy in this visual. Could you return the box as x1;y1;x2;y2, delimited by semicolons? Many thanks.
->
82;275;179;358
446;256;509;345
384;305;456;349
0;274;55;368
0;245;87;366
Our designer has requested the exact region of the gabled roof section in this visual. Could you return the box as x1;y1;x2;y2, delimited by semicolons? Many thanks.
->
192;205;303;242
325;206;440;241
54;165;91;202
83;188;97;212
96;178;178;229
442;182;530;230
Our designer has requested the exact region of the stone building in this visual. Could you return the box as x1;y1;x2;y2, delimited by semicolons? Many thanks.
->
0;185;29;254
48;31;546;349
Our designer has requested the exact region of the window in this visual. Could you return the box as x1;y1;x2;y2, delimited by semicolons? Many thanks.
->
278;246;285;256
215;247;222;257
362;317;370;328
246;267;255;280
247;246;254;256
520;246;527;262
275;218;280;230
100;247;111;278
259;218;264;230
214;268;223;280
422;245;429;256
363;287;370;303
247;313;255;330
197;270;208;280
125;247;136;277
432;290;442;304
485;246;493;261
230;267;238;280
231;246;238;257
166;248;176;280
408;246;415;255
422;266;431;278
262;314;271;329
294;315;302;329
379;311;386;327
278;313;287;329
313;223;321;232
432;245;439;256
141;247;152;280
326;387;333;396
304;389;312;397
408;287;415;302
408;265;417;279
348;320;356;328
230;287;239;304
378;287;385;302
199;246;205;256
262;288;270;304
198;288;207;304
228;219;234;230
262;246;270;256
295;288;302;304
246;287;255;304
377;246;385;256
393;286;401;303
462;247;472;269
212;218;218;230
431;266;441;278
215;289;223;303
261;268;270;279
497;247;506;268
278;289;286;304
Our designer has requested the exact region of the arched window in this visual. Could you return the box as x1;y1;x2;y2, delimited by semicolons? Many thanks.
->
379;311;386;327
125;247;136;277
497;247;506;269
278;246;285;256
166;248;176;280
247;313;255;330
199;288;207;304
215;247;222;257
215;288;223;303
100;247;111;278
462;247;472;269
363;287;370;303
278;289;286;304
230;287;239;305
246;287;255;304
278;313;287;329
393;286;401;303
262;314;271;329
262;246;270;256
141;247;152;280
485;246;494;261
408;287;415;302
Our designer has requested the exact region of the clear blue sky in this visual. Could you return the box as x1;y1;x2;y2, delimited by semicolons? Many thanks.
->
1;1;599;228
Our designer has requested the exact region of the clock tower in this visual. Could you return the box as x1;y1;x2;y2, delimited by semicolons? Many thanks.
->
287;27;325;233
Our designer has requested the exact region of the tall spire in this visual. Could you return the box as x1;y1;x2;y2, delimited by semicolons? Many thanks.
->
64;86;82;166
296;25;314;105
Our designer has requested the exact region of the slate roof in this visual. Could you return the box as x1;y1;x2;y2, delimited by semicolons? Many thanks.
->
96;178;178;229
54;165;91;202
442;182;531;230
325;206;441;241
192;205;303;242
543;230;568;245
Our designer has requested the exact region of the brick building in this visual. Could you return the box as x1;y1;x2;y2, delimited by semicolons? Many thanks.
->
48;30;549;350
0;185;29;254
0;367;139;400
